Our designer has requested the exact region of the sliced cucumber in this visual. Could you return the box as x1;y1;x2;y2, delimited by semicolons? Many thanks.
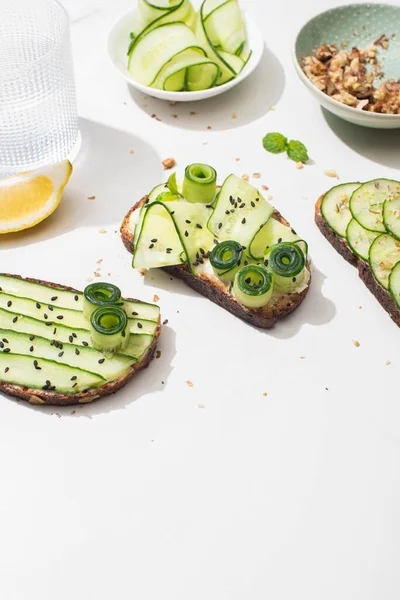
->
369;233;400;289
249;217;300;260
233;265;273;309
217;50;244;76
133;202;185;269
350;179;400;233
0;352;104;395
346;218;379;261
204;0;246;55
265;243;306;294
122;333;154;360
389;261;400;309
128;22;205;86
152;47;219;91
129;318;158;336
0;292;87;330
321;182;361;237
124;299;159;322
208;175;274;248
383;195;400;240
0;274;83;311
132;0;194;37
0;329;134;381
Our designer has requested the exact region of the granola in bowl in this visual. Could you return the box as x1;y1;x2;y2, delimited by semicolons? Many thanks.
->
301;36;400;114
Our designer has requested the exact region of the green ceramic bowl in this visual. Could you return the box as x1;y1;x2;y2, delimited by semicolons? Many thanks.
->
293;3;400;128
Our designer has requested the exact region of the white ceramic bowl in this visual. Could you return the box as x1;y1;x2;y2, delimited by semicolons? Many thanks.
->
108;10;263;102
293;3;400;129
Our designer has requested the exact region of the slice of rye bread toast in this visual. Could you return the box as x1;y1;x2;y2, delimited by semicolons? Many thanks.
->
121;197;311;328
315;195;400;327
0;275;161;406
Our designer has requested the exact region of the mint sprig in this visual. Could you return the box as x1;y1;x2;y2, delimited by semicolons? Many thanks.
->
262;132;309;163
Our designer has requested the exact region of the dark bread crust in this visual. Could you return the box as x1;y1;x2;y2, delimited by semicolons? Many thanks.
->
0;274;161;406
315;195;400;327
121;197;311;328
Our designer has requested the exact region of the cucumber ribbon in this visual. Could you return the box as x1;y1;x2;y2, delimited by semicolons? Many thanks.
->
83;282;122;320
90;306;128;356
183;163;217;204
233;265;273;308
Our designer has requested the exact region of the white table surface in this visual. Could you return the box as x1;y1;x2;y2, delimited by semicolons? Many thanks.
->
1;1;400;598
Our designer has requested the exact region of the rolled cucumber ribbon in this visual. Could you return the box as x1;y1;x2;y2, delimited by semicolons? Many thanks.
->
233;264;273;308
90;306;128;356
210;240;243;280
266;243;306;293
83;282;122;320
182;163;217;204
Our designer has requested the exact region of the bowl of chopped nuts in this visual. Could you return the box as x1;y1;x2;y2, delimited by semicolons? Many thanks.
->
293;3;400;128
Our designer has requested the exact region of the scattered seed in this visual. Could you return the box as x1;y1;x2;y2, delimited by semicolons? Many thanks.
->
82;341;89;346
261;185;269;191
197;403;205;409
6;300;12;307
58;352;64;357
296;162;304;170
48;305;53;311
352;339;360;347
72;333;77;338
186;380;194;387
87;196;96;200
196;224;203;229
72;382;78;388
3;348;10;353
75;348;80;355
137;322;143;329
51;296;58;301
242;218;246;224
71;376;77;381
252;173;261;178
149;243;154;249
325;170;338;178
98;358;105;364
218;223;222;229
74;295;79;301
98;228;107;234
29;346;34;352
241;174;249;181
153;294;159;302
263;392;267;397
44;313;48;319
36;302;41;309
385;360;391;365
151;238;158;243
184;231;189;237
163;319;168;325
29;335;34;341
69;335;73;343
4;367;9;373
162;158;176;170
12;316;17;323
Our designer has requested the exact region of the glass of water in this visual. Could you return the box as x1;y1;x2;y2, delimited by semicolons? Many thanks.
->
0;0;80;178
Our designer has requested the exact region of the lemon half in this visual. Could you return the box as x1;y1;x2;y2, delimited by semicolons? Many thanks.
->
0;160;72;234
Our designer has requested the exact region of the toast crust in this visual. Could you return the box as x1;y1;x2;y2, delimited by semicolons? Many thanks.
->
0;274;161;406
121;197;311;328
315;195;400;327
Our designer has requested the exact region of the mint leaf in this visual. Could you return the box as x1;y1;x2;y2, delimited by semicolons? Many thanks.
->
167;172;179;195
287;140;309;163
262;132;288;154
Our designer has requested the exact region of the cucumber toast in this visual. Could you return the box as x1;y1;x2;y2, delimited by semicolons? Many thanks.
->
0;275;160;406
121;164;311;327
316;179;400;326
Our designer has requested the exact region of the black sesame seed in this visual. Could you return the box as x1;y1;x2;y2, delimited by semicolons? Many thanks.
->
196;252;200;259
278;238;282;243
256;197;260;202
241;218;246;224
43;313;48;319
48;305;53;311
225;210;230;215
251;201;255;207
239;203;245;208
170;211;175;215
42;385;49;390
264;260;269;267
184;231;189;237
292;277;297;282
72;382;78;388
12;316;18;323
98;358;105;364
46;380;51;386
151;238;158;243
244;260;249;266
50;340;55;346
36;302;41;309
245;277;251;284
166;248;172;254
56;315;63;320
29;346;34;352
55;341;59;349
49;386;56;391
3;348;10;353
71;376;77;381
137;322;143;329
149;243;154;249
29;335;34;341
82;341;88;346
74;295;79;301
7;300;12;307
51;296;58;301
2;339;8;343
69;335;73;343
58;352;64;357
196;224;202;229
131;311;138;316
53;328;57;335
193;261;199;267
33;360;38;367
72;333;77;338
0;342;3;348
206;204;212;209
200;248;205;255
214;239;218;245
218;223;222;229
75;348;80;355
185;220;191;224
45;321;52;326
4;367;9;373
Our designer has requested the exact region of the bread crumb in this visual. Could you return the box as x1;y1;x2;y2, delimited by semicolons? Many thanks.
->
269;105;275;110
171;114;178;118
87;195;96;200
261;184;269;190
71;410;76;415
162;157;176;170
296;162;304;169
190;111;196;115
94;272;101;277
385;360;391;365
324;169;338;178
232;112;237;119
252;173;261;179
156;350;161;359
86;277;93;283
263;392;267;397
359;306;362;309
169;100;176;106
197;403;205;409
241;174;249;181
207;125;212;130
300;356;306;359
267;194;273;201
153;294;159;302
138;268;147;276
129;150;135;155
186;380;194;388
151;113;161;121
107;272;111;277
98;228;107;234
352;339;360;347
96;259;103;264
235;157;240;162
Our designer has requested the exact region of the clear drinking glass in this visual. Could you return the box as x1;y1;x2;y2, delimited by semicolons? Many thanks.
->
0;0;80;178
